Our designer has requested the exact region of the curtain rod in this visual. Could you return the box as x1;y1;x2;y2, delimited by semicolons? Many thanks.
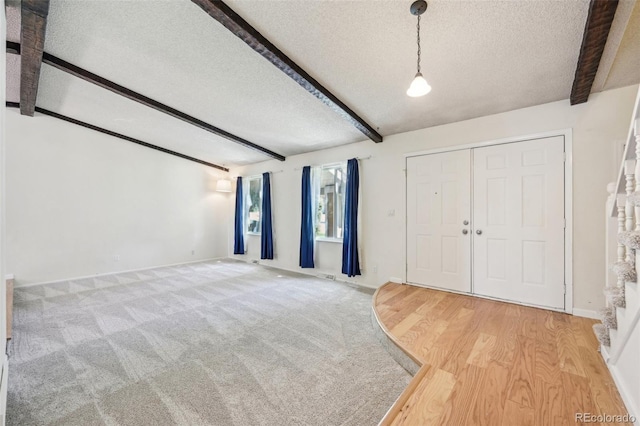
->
293;156;372;171
240;170;284;180
237;155;372;177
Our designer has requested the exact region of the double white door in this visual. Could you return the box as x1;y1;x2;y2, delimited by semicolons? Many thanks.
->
406;136;565;309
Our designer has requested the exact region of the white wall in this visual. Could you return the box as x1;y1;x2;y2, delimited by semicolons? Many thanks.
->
230;85;639;313
6;109;230;285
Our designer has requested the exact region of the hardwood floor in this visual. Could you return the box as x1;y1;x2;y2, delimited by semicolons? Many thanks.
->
374;283;632;426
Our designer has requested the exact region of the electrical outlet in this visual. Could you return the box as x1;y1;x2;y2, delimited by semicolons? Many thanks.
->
373;264;378;273
113;255;120;262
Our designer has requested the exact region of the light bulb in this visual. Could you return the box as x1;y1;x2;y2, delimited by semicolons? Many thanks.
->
406;72;431;97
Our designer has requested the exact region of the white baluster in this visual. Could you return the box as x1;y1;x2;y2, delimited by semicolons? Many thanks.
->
617;194;627;288
607;182;617;290
625;159;635;232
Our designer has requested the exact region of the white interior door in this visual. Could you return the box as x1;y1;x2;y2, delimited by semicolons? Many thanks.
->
472;136;565;309
407;150;471;293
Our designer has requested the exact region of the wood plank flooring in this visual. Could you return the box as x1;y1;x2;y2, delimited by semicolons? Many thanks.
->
374;283;632;426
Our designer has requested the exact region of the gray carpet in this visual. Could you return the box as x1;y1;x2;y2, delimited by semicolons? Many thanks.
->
7;259;411;425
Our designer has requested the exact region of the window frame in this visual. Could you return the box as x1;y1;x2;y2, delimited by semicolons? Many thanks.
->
314;162;347;243
246;175;263;235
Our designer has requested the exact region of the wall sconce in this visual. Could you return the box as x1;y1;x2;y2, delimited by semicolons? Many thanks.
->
216;179;232;193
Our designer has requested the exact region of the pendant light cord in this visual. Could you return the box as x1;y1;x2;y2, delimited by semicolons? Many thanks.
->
416;15;421;73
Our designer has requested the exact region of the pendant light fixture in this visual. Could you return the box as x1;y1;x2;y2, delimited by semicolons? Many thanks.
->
407;0;431;97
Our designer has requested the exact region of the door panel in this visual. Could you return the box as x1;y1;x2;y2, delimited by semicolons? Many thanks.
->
407;150;471;293
472;136;565;309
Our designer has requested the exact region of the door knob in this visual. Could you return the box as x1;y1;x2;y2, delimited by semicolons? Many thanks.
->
462;229;468;235
463;220;469;225
476;229;483;235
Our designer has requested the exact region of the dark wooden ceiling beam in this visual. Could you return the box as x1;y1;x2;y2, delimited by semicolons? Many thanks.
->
191;0;383;143
570;0;619;105
5;102;229;171
20;0;50;116
43;53;286;161
6;42;285;161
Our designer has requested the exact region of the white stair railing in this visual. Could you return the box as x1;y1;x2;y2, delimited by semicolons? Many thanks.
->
602;108;640;422
608;121;640;363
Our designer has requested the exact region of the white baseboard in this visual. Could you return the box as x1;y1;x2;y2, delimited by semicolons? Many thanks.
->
389;277;404;284
232;258;380;292
572;308;600;320
13;257;227;288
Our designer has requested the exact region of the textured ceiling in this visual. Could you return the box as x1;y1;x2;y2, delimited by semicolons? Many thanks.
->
226;0;592;137
38;64;271;166
5;55;268;167
42;0;365;158
5;53;19;102
601;0;640;91
4;2;19;42
4;0;640;168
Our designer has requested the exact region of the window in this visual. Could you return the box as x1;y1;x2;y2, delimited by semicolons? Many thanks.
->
316;163;346;240
247;176;262;234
